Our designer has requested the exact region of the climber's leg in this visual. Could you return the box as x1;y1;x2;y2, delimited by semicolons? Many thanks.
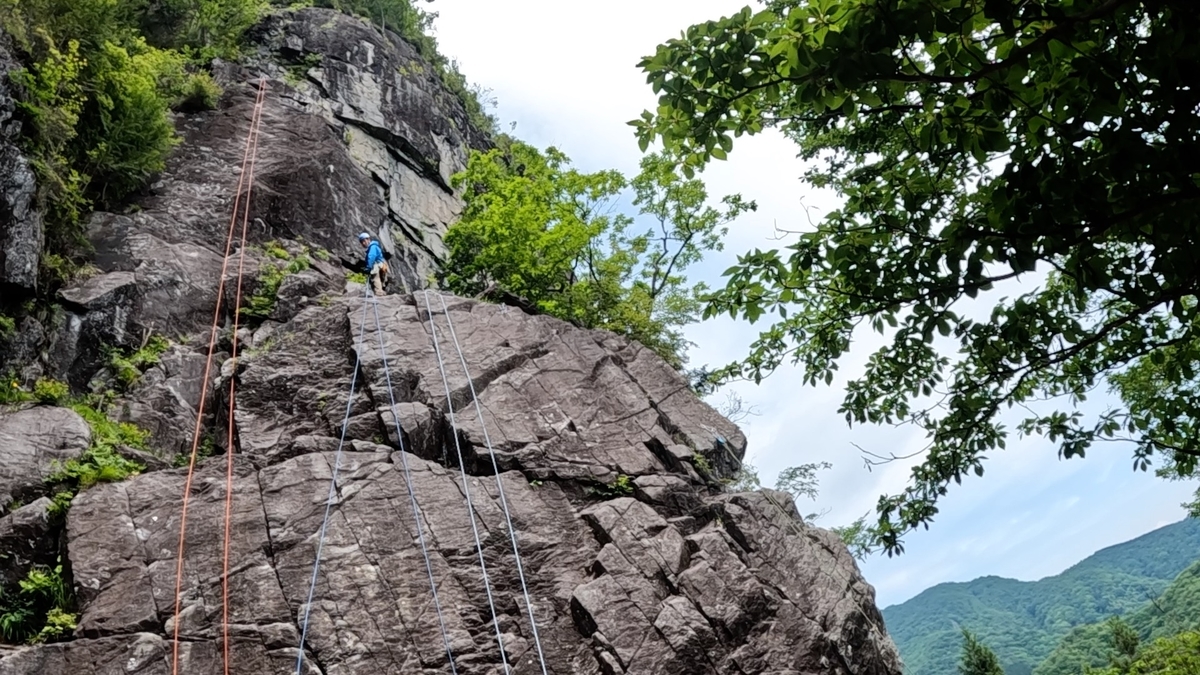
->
370;262;387;296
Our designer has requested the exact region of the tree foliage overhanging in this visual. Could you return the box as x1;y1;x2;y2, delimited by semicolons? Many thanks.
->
443;139;754;369
633;0;1200;553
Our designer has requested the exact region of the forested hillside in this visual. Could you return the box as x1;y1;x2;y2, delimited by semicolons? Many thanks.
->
1035;560;1200;675
882;519;1200;675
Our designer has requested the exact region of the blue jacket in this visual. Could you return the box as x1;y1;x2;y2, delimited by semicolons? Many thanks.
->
365;240;385;271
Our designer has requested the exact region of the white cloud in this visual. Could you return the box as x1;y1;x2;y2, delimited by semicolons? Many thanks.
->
429;0;1198;608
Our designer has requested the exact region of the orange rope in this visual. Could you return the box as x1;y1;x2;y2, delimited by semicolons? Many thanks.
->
220;78;267;675
170;79;267;675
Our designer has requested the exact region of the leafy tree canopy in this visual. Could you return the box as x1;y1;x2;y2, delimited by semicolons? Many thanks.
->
1090;629;1200;675
444;139;754;369
632;0;1200;553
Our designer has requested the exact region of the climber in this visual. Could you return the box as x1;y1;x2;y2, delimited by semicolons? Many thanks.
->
358;232;389;296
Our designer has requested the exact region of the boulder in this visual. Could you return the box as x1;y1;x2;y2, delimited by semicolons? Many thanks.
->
0;406;91;506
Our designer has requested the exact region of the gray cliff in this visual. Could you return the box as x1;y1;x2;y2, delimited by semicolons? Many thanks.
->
0;8;902;675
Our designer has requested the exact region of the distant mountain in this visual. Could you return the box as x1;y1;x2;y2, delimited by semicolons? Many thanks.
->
881;518;1200;675
1034;559;1200;675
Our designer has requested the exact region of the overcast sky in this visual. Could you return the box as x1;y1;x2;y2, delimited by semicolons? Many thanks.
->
427;0;1196;608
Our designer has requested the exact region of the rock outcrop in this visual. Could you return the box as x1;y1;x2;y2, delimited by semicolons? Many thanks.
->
0;7;902;675
0;34;44;297
1;290;901;674
8;7;488;384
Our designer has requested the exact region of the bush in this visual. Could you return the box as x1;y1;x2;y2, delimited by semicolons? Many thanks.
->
32;379;69;405
0;563;74;645
109;334;171;388
173;71;223;112
0;314;15;338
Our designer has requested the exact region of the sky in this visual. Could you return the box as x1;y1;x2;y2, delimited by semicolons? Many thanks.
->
425;0;1198;608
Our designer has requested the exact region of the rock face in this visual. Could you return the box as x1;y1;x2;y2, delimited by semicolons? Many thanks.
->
0;34;44;296
0;406;91;506
19;6;487;383
0;7;902;675
1;292;902;674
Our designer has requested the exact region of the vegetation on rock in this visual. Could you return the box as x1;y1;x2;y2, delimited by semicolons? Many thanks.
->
3;0;491;292
108;334;170;389
632;0;1200;554
443;139;753;370
1;0;251;284
0;562;75;644
243;242;311;320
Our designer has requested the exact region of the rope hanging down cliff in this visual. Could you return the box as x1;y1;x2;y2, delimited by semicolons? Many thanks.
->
420;290;551;675
291;289;462;675
417;289;552;672
169;78;267;675
366;290;462;673
420;291;514;672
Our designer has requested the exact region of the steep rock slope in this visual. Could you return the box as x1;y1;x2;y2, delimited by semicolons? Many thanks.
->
0;8;485;386
0;291;902;675
0;7;903;675
882;518;1200;675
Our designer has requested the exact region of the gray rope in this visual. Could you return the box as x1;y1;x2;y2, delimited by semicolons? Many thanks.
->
368;291;461;674
419;290;511;672
428;291;550;675
294;283;370;675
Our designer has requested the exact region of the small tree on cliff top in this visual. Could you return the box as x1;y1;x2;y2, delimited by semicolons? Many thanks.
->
443;139;754;369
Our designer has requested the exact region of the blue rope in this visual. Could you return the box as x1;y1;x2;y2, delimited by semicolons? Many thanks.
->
367;291;461;674
294;285;460;675
294;283;370;675
419;290;511;672
428;291;550;675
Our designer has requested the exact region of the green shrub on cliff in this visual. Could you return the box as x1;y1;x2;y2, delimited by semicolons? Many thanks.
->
1;0;260;283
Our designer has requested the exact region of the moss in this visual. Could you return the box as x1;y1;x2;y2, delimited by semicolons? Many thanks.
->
0;314;15;338
692;453;713;477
